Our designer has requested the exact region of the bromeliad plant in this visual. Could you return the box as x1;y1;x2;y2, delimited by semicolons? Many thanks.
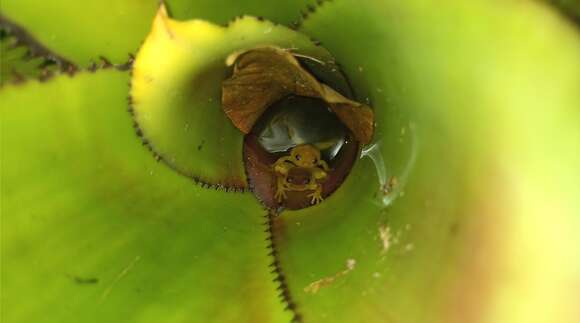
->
1;1;580;323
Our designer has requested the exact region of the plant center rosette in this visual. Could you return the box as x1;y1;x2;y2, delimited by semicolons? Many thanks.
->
130;4;373;210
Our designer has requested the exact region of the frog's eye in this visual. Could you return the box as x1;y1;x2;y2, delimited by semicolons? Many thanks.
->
313;158;318;164
295;154;301;161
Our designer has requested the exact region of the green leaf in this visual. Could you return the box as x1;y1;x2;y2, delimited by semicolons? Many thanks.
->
262;1;580;322
0;0;315;67
130;5;337;188
166;0;315;25
0;0;158;66
0;70;291;323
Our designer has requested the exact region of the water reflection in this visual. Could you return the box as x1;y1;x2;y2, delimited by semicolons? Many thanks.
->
361;123;418;207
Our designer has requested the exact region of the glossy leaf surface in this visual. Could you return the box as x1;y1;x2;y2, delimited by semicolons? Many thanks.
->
1;70;290;323
130;5;337;188
0;0;316;66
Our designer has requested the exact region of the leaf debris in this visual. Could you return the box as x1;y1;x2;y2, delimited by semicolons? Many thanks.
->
222;46;374;144
304;258;356;294
381;176;399;196
378;225;391;254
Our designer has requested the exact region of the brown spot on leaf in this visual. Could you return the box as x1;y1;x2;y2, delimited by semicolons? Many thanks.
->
67;274;99;285
304;259;356;294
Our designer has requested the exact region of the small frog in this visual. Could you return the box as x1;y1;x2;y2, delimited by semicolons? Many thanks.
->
273;144;330;205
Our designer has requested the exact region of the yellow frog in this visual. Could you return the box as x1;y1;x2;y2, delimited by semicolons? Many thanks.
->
273;144;330;205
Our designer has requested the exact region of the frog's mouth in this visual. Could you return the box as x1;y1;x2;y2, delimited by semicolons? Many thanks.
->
287;168;314;186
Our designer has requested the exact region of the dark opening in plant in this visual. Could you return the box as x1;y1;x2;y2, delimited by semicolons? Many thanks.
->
244;95;359;209
222;47;372;210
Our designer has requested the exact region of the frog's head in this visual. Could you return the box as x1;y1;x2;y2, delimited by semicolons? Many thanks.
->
290;144;322;168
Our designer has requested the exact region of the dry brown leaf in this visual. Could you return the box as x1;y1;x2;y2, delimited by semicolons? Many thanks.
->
222;47;374;144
